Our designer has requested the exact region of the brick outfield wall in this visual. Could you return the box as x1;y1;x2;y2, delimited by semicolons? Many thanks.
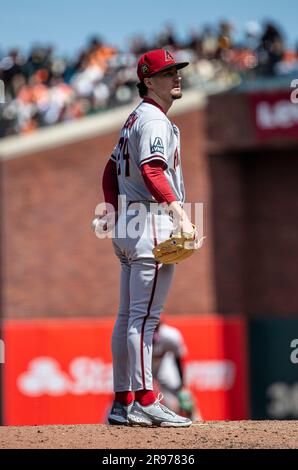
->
209;147;298;316
207;91;298;317
1;105;298;319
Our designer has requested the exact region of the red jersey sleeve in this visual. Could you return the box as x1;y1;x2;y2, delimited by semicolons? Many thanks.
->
102;159;119;211
141;161;177;204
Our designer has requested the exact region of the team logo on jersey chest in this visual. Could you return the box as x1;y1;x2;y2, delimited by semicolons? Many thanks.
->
151;137;164;154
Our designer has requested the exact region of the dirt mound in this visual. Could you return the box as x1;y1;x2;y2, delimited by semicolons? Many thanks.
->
0;421;297;449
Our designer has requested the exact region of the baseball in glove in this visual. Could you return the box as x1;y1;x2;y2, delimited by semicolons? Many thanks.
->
152;225;205;264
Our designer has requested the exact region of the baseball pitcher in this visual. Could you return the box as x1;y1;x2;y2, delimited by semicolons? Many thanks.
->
92;49;203;427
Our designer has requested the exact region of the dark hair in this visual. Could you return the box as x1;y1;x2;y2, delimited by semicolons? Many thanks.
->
137;81;148;98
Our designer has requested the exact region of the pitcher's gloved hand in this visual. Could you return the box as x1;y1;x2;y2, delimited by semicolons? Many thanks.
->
153;224;205;264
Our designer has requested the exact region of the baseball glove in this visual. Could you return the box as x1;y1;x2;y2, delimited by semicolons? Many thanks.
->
152;225;205;264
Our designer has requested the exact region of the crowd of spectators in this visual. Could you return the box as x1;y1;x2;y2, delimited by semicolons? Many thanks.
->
0;20;297;137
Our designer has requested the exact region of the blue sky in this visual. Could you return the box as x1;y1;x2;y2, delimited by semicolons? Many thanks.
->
1;0;297;58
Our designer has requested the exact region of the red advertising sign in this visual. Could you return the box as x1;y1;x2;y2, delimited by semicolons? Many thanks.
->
249;90;298;141
4;318;114;425
3;315;249;425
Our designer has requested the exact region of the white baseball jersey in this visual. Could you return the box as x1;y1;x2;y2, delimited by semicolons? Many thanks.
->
110;99;185;203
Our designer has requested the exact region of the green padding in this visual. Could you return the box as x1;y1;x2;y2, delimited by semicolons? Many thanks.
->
249;318;298;419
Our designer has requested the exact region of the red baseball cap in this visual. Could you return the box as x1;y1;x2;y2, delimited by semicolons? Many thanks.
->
137;49;189;82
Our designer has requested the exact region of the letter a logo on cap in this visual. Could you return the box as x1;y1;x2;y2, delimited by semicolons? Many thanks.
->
165;50;174;61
